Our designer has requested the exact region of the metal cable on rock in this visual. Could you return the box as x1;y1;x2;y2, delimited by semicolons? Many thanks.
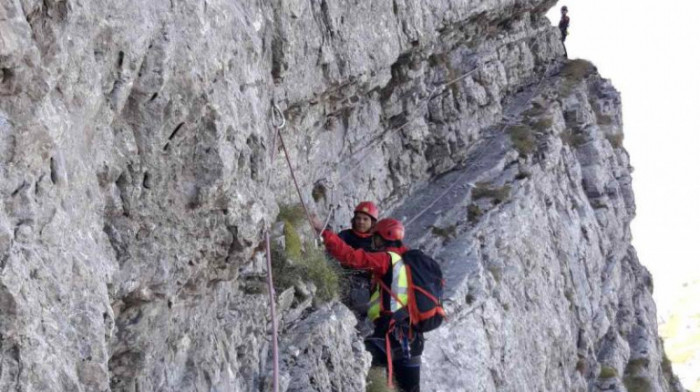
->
402;61;557;229
326;65;483;190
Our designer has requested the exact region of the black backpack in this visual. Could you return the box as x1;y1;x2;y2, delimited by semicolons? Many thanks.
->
381;249;446;333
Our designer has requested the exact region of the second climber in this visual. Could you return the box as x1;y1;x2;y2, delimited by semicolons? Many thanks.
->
337;201;379;321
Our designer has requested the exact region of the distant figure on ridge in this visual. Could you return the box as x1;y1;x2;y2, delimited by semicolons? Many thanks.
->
559;5;570;57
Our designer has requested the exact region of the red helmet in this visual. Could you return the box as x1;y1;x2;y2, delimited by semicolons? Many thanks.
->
354;201;379;221
372;218;405;241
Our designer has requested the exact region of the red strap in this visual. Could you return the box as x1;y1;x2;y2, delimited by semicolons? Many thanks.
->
413;285;440;305
416;306;447;320
376;278;406;308
385;321;394;389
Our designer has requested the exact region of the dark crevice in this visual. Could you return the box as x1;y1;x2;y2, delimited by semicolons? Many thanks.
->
1;68;13;84
169;122;185;140
142;172;151;189
11;181;28;197
0;67;15;95
115;172;131;217
117;51;125;68
49;157;58;184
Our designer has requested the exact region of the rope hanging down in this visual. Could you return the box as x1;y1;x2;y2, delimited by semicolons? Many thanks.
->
263;105;290;392
263;231;279;392
273;105;317;232
273;104;335;236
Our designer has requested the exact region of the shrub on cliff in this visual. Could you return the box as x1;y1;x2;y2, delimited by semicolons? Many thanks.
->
561;59;596;82
271;212;340;303
507;125;536;157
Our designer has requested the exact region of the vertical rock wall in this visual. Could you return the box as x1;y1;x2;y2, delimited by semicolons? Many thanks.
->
0;0;682;391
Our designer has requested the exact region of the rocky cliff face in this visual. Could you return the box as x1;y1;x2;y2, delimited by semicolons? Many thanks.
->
0;0;684;391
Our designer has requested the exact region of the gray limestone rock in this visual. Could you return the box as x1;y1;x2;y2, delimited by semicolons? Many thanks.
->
0;0;683;391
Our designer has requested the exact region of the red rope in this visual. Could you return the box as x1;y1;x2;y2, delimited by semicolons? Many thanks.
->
264;231;279;392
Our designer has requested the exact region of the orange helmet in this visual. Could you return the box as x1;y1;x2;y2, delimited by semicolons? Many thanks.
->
354;201;379;221
372;218;405;241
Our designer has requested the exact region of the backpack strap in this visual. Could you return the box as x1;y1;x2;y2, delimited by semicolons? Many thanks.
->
375;278;406;308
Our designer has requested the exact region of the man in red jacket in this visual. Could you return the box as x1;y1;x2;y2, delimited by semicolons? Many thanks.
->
312;217;422;392
338;201;378;251
337;201;380;320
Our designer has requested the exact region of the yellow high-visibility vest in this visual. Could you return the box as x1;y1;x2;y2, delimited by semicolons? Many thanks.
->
368;251;408;322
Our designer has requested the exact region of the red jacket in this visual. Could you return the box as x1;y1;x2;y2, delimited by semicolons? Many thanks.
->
322;230;408;277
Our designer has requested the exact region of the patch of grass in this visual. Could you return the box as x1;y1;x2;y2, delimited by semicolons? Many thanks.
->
606;133;624;149
561;129;586;148
431;224;456;239
303;242;340;303
507;125;536;157
366;367;395;392
271;224;340;303
467;204;483;222
277;204;306;227
472;183;511;204
284;220;302;261
271;241;303;292
560;79;577;97
623;376;653;392
559;59;595;97
523;102;547;118
531;117;553;133
625;358;648;374
661;353;674;382
599;366;618;379
561;59;596;82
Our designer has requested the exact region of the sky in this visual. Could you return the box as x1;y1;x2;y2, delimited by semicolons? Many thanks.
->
546;0;700;311
546;1;700;388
